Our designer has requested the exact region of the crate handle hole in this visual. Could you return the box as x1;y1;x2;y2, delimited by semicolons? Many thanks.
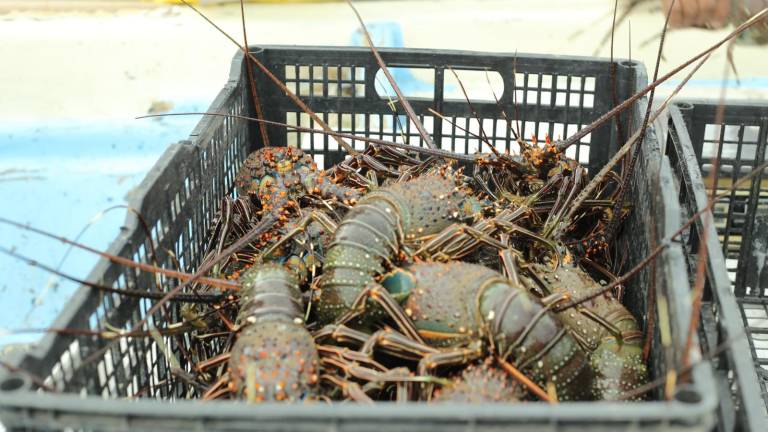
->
673;386;703;404
374;67;435;100
674;101;694;110
0;376;26;391
444;69;504;103
619;60;639;68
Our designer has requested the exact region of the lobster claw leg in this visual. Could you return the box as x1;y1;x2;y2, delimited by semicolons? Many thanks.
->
334;282;426;346
260;209;339;260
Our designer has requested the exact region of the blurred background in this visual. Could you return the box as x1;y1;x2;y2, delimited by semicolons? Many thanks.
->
0;0;766;349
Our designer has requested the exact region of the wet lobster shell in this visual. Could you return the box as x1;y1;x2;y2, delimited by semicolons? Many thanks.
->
432;360;522;403
316;172;478;326
384;261;594;401
228;263;320;402
525;263;648;400
235;146;360;207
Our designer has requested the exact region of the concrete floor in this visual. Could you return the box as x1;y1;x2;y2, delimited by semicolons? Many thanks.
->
0;0;765;123
0;0;766;346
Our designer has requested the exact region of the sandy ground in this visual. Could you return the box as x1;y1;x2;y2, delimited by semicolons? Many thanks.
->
0;0;765;122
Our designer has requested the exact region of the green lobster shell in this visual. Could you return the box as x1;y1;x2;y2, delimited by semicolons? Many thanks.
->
228;264;319;402
526;263;648;401
382;261;594;401
316;173;477;326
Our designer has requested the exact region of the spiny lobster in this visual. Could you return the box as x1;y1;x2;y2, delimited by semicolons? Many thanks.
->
227;263;320;402
318;261;595;401
235;146;361;210
524;262;647;401
315;169;483;326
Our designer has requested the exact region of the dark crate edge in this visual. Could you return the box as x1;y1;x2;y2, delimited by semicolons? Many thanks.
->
666;102;767;432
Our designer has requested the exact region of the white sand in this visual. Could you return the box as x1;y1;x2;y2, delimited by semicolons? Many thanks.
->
0;0;765;122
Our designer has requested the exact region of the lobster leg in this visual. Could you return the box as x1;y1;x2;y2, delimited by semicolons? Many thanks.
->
260;209;338;260
317;344;390;372
499;237;522;286
334;283;426;345
195;352;231;373
321;374;375;403
314;324;371;345
416;341;485;376
202;373;231;400
318;325;437;365
359;328;439;360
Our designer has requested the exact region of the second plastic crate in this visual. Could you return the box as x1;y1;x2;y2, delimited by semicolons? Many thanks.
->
666;100;768;431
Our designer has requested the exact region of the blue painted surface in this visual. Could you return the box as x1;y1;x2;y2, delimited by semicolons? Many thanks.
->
0;103;203;346
0;23;419;348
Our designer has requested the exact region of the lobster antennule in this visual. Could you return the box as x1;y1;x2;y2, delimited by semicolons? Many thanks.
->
0;217;239;291
556;7;768;153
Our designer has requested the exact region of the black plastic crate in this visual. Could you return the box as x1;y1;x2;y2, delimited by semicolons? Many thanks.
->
666;101;768;431
0;46;716;431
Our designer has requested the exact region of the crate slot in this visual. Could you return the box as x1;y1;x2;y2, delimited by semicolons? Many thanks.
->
443;69;503;103
374;67;433;100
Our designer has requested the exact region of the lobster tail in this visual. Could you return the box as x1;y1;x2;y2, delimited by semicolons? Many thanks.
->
527;263;649;400
228;264;320;402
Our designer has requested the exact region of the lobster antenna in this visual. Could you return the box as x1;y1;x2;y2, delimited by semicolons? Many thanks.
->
0;245;223;303
75;212;279;368
556;7;768;152
552;51;710;240
138;112;476;162
628;20;632;62
592;0;645;56
238;0;270;148
427;108;498;155
3;324;199;340
484;68;519;141
24;204;160;323
683;39;738;367
554;158;768;310
447;66;499;156
600;0;676;245
511;51;523;143
346;0;437;150
176;0;357;155
0;361;55;393
0;217;239;291
609;0;627;144
620;333;746;400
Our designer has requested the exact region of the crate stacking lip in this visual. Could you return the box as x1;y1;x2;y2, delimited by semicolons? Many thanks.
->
0;46;716;431
666;100;768;432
